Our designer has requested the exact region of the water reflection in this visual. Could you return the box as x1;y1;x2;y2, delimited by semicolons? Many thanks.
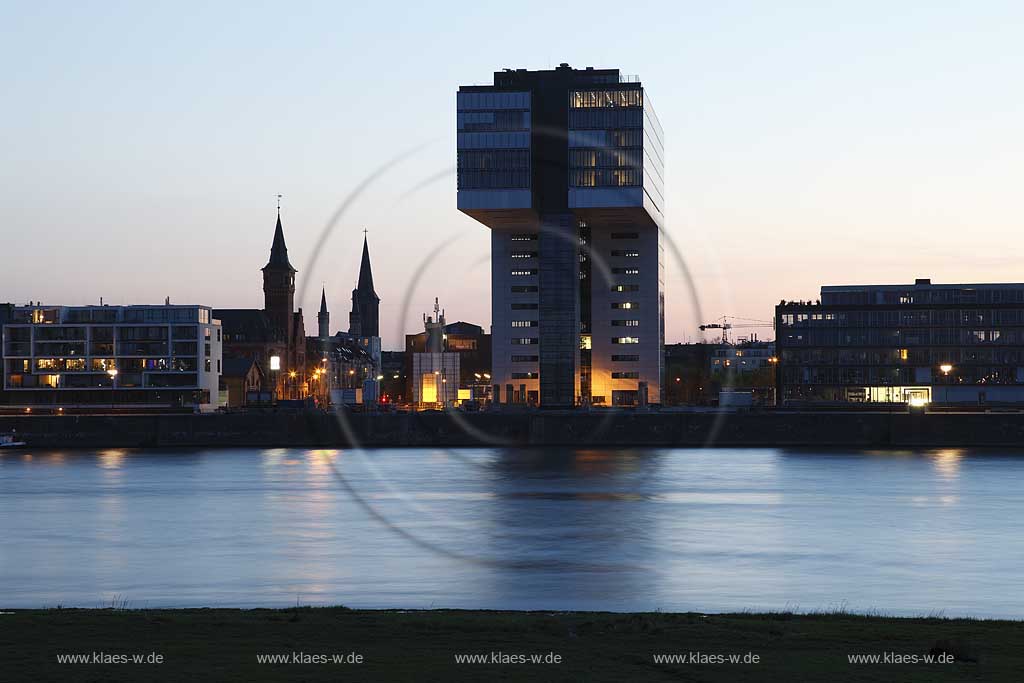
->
2;447;1024;617
930;448;964;481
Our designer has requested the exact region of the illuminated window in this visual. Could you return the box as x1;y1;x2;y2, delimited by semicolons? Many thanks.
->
511;234;537;241
511;320;537;328
570;89;643;108
512;338;538;345
899;349;909;360
611;250;640;257
611;302;638;310
511;269;537;276
612;285;639;292
612;337;640;344
612;268;640;275
580;335;592;350
511;372;537;379
611;320;640;327
510;251;537;259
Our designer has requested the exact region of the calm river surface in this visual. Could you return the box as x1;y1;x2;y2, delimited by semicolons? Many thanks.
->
2;447;1023;617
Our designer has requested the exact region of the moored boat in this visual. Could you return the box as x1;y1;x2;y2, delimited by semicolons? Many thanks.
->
0;431;27;448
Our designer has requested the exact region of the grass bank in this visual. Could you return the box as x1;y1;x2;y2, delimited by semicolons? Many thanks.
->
2;607;1021;681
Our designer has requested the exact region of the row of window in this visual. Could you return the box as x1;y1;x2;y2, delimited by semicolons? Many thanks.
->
458;149;530;170
511;251;537;259
781;329;1024;346
612;267;640;275
511;285;538;293
781;366;1024;386
612;302;639;309
781;310;1024;327
611;250;639;257
570;168;640;187
511;303;538;310
611;371;640;379
612;285;639;292
611;320;640;327
612;337;640;344
569;108;643;130
457;170;530;190
569;148;642;168
820;289;1024;305
457;91;530;111
511;269;537;276
569;129;643;149
5;325;209;342
511;372;537;379
782;348;1024;365
457;110;530;132
456;131;530;150
570;89;643;109
511;354;538;362
511;321;537;328
511;233;536;241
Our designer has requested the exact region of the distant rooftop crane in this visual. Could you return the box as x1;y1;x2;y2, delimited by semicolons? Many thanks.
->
699;316;774;344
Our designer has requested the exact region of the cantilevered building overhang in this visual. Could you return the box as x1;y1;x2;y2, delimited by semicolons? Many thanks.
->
458;64;666;408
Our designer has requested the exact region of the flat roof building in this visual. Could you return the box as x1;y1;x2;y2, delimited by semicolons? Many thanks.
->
776;278;1024;406
458;64;665;407
1;303;222;412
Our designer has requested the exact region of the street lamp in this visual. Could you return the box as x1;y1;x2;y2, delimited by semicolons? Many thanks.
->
940;363;953;406
107;368;118;410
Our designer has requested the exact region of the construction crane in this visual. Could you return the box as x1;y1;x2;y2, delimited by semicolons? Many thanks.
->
699;316;774;344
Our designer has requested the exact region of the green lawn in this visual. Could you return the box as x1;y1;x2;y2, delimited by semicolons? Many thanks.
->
2;608;1020;681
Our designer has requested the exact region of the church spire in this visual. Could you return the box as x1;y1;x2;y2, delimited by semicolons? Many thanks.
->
264;202;295;272
357;232;376;295
348;230;380;338
318;286;330;340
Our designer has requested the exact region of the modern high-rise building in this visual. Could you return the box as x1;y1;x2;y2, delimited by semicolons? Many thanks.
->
457;64;665;407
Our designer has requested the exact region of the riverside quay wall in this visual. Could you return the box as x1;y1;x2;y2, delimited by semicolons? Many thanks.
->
4;410;1024;449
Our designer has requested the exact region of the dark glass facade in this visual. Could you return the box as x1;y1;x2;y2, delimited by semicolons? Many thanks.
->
776;280;1024;405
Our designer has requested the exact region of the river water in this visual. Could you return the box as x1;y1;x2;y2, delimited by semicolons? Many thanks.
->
1;447;1022;617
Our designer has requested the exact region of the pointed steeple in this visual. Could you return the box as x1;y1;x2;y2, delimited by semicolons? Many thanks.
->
349;231;380;338
264;211;296;273
318;286;330;340
356;234;376;295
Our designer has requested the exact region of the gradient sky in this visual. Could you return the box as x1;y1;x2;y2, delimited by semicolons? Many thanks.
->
3;1;1023;348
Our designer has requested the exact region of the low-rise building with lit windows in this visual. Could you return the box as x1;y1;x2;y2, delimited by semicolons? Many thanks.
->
710;340;776;374
1;303;222;412
776;278;1024;406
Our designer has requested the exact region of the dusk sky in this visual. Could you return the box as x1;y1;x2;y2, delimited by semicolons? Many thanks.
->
3;1;1022;348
